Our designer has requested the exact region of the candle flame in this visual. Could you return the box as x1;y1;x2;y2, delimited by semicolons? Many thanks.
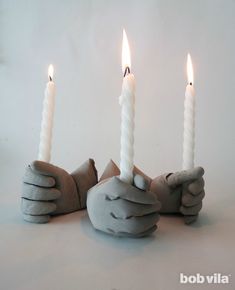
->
48;64;54;81
122;29;131;74
187;53;194;85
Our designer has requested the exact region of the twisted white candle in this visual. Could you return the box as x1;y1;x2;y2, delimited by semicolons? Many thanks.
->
119;73;135;184
38;67;55;163
183;84;195;170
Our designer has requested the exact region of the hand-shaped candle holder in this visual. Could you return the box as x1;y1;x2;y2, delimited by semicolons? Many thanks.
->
21;158;205;237
92;160;205;227
21;159;97;223
87;174;161;238
150;167;205;224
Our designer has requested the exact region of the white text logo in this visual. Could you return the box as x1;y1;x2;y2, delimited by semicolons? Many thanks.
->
180;273;231;284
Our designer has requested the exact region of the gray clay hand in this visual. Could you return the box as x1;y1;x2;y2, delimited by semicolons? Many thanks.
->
22;159;97;223
87;175;161;238
150;167;205;224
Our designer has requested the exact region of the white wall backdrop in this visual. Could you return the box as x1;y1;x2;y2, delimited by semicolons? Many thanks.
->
0;0;235;204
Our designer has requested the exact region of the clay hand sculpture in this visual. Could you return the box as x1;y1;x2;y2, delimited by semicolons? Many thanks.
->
150;167;205;224
93;160;205;226
87;162;161;238
21;159;97;223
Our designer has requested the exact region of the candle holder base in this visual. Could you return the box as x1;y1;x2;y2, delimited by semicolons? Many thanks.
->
99;160;205;225
21;159;97;223
87;176;161;238
86;160;161;238
150;167;205;224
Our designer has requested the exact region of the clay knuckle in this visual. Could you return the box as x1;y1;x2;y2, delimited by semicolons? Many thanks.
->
184;215;198;224
21;198;56;215
180;202;202;215
23;214;50;224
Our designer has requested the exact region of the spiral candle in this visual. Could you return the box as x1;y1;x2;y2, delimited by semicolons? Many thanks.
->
38;65;55;163
119;73;135;184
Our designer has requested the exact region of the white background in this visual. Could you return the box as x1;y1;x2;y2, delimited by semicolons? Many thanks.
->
0;1;235;289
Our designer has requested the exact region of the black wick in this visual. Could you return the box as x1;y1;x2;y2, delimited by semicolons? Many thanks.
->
49;76;52;82
189;82;192;86
123;66;130;77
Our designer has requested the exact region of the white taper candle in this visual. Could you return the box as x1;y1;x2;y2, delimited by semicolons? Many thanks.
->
119;29;135;184
183;54;195;170
38;65;55;163
119;73;135;184
183;84;195;170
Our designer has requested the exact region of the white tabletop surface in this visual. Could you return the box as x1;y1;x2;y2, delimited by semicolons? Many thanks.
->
1;186;234;290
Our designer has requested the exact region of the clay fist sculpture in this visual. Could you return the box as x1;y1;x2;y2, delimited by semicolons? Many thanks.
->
150;167;205;224
94;160;205;226
21;159;97;223
87;162;161;238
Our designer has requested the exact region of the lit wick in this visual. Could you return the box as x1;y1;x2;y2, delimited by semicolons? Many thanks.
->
123;66;130;77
